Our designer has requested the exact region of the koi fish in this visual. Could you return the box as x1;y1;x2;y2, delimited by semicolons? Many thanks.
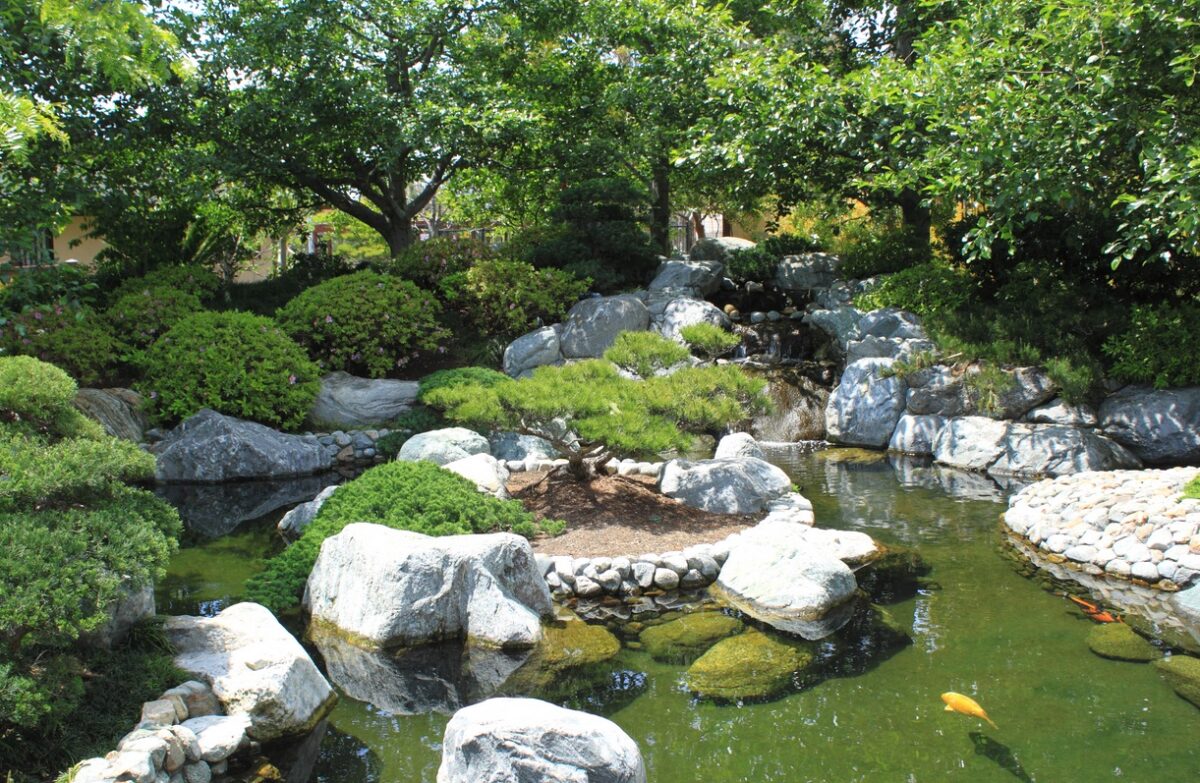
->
941;692;998;730
1066;594;1120;623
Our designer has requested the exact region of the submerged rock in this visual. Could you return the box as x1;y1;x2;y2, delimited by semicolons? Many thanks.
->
658;457;792;514
437;697;646;783
305;524;554;650
154;409;332;482
855;545;932;602
1086;624;1159;662
165;603;335;742
639;612;744;663
1153;655;1200;709
397;427;490;466
501;612;621;698
685;628;813;701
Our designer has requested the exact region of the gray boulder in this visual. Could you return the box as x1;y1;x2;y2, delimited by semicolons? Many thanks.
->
304;524;554;650
825;358;907;447
397;427;490;466
857;308;925;340
689;236;755;263
277;485;339;540
658;457;792;514
442;453;510;499
653;297;731;342
1099;385;1200;463
165;603;335;742
888;414;947;456
1025;397;1098;427
804;305;863;352
931;416;1009;471
906;365;968;417
502;326;563;378
845;336;937;365
154;409;332;483
437;698;646;783
774;253;841;291
712;523;858;639
74;388;148;442
309;372;419;428
84;580;155;650
713;432;765;460
648;258;724;296
972;366;1058;420
489;432;558;462
559;295;651;358
988;424;1141;478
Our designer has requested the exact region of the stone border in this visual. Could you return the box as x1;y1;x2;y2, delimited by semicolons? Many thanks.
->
1004;467;1200;590
68;681;253;783
304;427;395;466
506;458;665;478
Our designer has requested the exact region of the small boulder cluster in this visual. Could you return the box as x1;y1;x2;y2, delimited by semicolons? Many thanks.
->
536;545;729;600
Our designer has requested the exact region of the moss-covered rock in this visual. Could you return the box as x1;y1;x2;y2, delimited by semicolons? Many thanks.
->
639;612;744;663
1154;655;1200;709
1086;623;1159;663
502;612;621;698
685;628;813;701
856;545;931;602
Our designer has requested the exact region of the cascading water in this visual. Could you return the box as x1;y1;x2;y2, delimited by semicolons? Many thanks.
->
749;368;830;442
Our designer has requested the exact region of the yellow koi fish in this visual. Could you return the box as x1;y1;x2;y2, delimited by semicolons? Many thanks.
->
941;692;998;729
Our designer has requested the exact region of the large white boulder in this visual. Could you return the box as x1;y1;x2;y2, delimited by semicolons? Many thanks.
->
647;258;724;296
713;523;859;639
658;457;792;514
1099;385;1200;464
987;423;1141;477
905;365;968;417
503;325;563;378
888;413;946;456
442;453;511;499
309;371;419;428
437;698;646;783
775;253;841;291
825;358;907;447
653;297;731;342
397;427;490;466
164;603;335;742
559;295;652;358
154;409;332;482
713;432;765;460
305;524;554;650
931;416;1009;471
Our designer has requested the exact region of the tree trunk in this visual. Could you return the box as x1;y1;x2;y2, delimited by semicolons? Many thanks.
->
649;157;672;256
899;188;931;255
385;217;416;258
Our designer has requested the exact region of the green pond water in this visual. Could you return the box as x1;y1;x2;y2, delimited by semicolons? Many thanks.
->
159;450;1200;783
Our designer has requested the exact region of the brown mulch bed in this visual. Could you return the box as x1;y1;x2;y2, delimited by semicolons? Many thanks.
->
511;472;760;558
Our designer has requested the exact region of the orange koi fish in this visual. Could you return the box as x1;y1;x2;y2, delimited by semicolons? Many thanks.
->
941;692;998;730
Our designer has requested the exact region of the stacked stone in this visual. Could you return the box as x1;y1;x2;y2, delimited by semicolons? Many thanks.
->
503;458;665;477
307;427;393;465
1005;467;1200;589
535;542;730;600
70;681;250;783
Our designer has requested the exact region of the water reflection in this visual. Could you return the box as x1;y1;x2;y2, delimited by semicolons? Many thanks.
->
157;473;340;538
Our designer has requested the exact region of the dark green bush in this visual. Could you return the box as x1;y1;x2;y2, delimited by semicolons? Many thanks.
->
761;232;823;255
680;322;741;360
1104;302;1200;388
105;285;204;348
449;258;589;338
418;367;512;401
276;271;450;378
603;331;690;378
0;306;126;387
838;223;931;279
0;263;98;316
386;236;495;289
245;460;561;611
724;246;779;283
137;310;321;429
109;265;222;303
853;262;975;317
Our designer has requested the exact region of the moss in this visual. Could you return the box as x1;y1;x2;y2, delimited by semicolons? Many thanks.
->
1154;656;1200;708
639;611;744;663
815;448;886;464
1086;623;1159;663
502;613;621;699
685;628;814;701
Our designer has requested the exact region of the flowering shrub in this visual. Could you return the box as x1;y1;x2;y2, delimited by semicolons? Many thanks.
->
109;265;222;303
275;271;449;377
387;236;496;289
0;306;125;386
136;311;320;428
450;258;589;337
104;285;204;348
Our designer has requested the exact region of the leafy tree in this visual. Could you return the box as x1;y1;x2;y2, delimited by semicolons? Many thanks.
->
425;331;768;479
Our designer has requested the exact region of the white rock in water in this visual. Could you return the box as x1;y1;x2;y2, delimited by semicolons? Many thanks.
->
437;698;646;783
305;524;553;650
825;358;906;448
165;603;335;742
713;432;764;460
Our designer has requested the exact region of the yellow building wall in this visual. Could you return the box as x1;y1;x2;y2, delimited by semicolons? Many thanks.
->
52;217;107;266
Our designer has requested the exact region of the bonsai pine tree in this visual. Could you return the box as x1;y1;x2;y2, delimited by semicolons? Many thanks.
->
424;332;769;480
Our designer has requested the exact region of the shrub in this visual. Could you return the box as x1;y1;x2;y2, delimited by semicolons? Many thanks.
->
137;310;321;429
0;432;155;512
837;223;930;279
724;246;779;284
374;407;446;458
276;271;450;378
853;262;975;317
1104;302;1200;388
451;259;589;338
0;262;98;316
603;331;690;378
109;265;222;303
418;367;512;401
245;460;561;611
761;232;823;256
387;236;495;289
0;355;79;422
0;306;126;387
680;323;741;360
104;286;204;348
1185;475;1200;501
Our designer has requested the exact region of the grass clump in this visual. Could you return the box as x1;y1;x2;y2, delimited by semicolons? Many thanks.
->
680;322;741;360
245;461;563;612
603;331;690;379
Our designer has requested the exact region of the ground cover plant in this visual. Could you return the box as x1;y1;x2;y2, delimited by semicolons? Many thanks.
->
245;460;563;612
680;323;741;360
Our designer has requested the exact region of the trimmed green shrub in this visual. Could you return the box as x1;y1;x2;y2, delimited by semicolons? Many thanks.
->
725;246;778;284
0;355;79;422
0;432;155;512
1104;302;1200;389
105;286;204;348
761;232;823;256
137;311;321;429
276;271;450;377
837;223;930;279
245;460;562;611
110;265;222;303
853;262;975;317
603;331;690;378
681;322;741;360
418;367;511;401
450;259;589;338
0;262;99;316
0;306;126;387
387;236;495;289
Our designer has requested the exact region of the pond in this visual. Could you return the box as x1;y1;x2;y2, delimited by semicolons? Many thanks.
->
158;448;1200;783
